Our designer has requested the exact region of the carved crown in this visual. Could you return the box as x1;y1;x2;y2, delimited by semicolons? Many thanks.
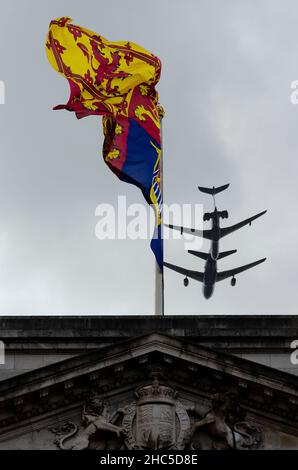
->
135;380;177;405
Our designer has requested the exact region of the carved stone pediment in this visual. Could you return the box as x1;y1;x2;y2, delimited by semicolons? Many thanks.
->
0;333;297;449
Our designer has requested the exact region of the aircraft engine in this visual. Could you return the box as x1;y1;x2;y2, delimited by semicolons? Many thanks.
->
203;213;211;221
184;277;189;287
231;277;236;287
221;210;229;219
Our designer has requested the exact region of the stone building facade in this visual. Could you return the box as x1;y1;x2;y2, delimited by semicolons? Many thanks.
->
0;316;297;450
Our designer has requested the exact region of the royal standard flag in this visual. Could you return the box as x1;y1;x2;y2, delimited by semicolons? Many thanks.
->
46;17;163;269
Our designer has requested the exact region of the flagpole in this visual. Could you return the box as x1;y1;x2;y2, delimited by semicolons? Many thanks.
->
155;107;165;316
155;257;164;316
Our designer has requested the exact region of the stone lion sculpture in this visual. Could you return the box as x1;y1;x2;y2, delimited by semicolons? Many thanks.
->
54;395;125;450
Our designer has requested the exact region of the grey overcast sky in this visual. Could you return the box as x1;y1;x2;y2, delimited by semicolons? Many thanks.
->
0;0;297;315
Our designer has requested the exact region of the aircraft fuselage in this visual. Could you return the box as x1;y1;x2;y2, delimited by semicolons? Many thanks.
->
203;256;217;299
210;209;220;260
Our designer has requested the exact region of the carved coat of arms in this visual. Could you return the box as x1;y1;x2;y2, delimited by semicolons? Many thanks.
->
51;380;190;451
122;379;190;450
51;385;262;451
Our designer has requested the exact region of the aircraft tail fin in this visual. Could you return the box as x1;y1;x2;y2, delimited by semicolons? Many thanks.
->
188;250;209;261
198;184;230;196
218;249;237;260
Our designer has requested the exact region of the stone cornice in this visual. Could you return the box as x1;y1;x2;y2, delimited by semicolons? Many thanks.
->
1;315;297;338
0;316;297;355
0;333;297;397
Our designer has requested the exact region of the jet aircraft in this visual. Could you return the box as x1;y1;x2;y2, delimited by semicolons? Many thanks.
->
164;184;267;299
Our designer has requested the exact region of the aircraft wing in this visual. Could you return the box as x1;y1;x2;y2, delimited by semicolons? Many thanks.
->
165;224;213;240
220;210;267;238
164;262;204;282
216;258;266;282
